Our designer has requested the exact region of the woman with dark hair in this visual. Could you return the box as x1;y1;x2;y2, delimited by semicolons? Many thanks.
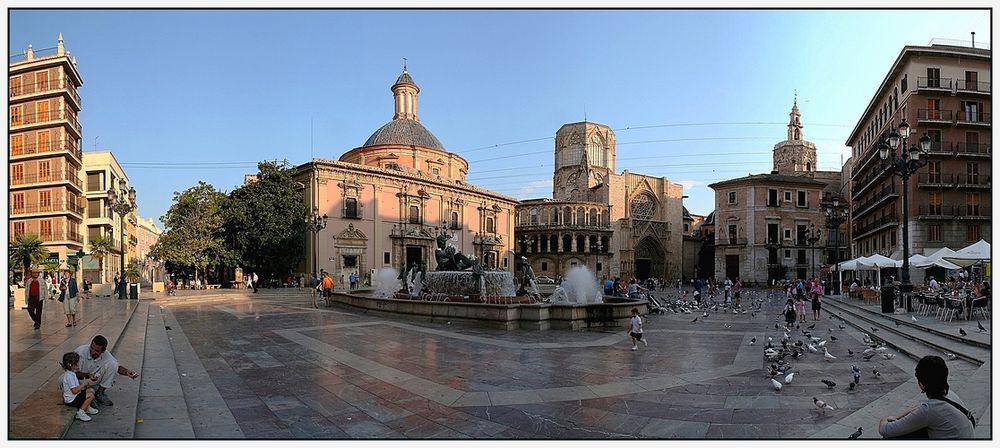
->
878;355;975;439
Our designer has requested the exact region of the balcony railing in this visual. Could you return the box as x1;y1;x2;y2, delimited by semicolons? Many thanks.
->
956;206;990;218
9;77;81;107
917;77;953;90
917;109;953;122
955;175;991;187
10;139;82;160
10;109;82;135
516;223;613;231
917;205;954;218
853;214;899;236
955;143;991;156
956;79;991;94
852;184;898;218
39;230;85;244
957;111;991;125
10;199;85;216
9;169;83;190
916;173;955;187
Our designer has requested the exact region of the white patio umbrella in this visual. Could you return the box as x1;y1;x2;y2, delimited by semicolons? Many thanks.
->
945;239;991;267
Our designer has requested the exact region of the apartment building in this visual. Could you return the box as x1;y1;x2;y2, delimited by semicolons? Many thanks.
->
846;41;991;264
81;151;137;284
9;34;86;269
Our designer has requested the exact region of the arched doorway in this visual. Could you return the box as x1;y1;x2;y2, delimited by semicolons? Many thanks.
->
634;236;664;280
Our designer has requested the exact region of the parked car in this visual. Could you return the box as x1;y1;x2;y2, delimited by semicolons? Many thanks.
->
534;275;556;284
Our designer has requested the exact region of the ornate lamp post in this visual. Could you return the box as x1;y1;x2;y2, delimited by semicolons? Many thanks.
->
825;196;849;294
806;223;822;280
878;119;931;295
107;180;135;299
305;207;329;278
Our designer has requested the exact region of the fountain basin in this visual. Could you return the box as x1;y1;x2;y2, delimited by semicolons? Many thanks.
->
331;291;647;330
420;271;517;297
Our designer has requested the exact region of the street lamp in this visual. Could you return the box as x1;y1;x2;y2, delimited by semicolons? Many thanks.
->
590;239;603;276
305;207;329;278
879;118;931;295
825;196;849;294
107;179;136;299
806;223;822;280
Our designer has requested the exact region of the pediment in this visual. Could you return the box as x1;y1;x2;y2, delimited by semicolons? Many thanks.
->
336;223;368;241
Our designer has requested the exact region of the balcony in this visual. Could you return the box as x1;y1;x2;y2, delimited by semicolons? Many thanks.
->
955;175;991;188
10;109;82;138
516;223;613;231
955;79;990;95
9;77;81;109
916;173;955;188
955;142;991;156
917;109;953;124
852;214;899;238
39;229;85;245
917;77;953;91
956;111;991;127
916;205;954;219
10;199;85;217
956;206;990;219
717;237;748;246
10;139;82;161
852;185;898;218
9;169;83;191
923;140;952;156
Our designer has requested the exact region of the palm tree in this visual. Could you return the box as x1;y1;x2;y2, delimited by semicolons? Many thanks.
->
88;234;114;283
9;233;49;281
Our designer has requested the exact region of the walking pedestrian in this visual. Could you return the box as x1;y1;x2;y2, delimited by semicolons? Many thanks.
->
627;307;647;351
733;277;743;308
309;272;319;309
796;294;807;323
349;272;358;290
810;279;824;321
26;271;43;329
60;352;99;422
62;270;79;327
783;299;797;329
252;272;259;293
321;272;333;307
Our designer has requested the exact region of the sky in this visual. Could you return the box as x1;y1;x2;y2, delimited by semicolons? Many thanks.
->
8;8;991;222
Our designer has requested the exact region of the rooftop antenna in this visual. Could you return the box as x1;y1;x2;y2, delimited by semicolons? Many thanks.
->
584;103;587;123
403;57;407;72
971;31;975;48
93;136;99;149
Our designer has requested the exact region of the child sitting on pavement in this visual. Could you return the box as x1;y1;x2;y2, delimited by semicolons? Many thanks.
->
60;352;99;422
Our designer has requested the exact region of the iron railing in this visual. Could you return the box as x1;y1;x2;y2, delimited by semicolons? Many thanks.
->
853;214;899;236
956;175;991;187
955;79;991;93
957;111;991;125
917;77;953;90
39;230;85;244
9;199;85;216
9;169;83;189
10;109;82;135
955;143;991;156
10;139;82;159
917;205;954;218
916;173;955;186
917;109;953;121
956;205;990;218
9;77;81;106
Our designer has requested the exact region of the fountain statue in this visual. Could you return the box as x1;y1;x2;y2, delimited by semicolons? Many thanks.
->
516;256;541;300
434;229;484;293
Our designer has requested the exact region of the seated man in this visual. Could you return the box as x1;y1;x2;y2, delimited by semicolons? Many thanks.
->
74;335;139;406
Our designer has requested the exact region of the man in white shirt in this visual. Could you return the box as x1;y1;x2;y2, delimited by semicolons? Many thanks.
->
929;277;940;291
74;335;139;406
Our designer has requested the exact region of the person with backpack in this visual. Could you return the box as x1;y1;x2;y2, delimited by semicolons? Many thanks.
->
879;355;975;439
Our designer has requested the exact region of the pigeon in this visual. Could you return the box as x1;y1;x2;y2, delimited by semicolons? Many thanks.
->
775;324;780;329
978;321;987;333
771;378;783;391
750;337;757;345
870;327;879;333
912;315;918;322
839;324;845;330
691;317;699;323
959;328;967;337
817;340;827;347
873;368;881;378
813;397;835;412
829;328;833;333
807;323;816;329
811;336;822;343
852;364;861;383
703;312;709;317
847;348;854;356
848;381;856;391
894;321;901;327
791;351;802;359
785;372;796;384
830;336;838;341
849;427;863;439
807;343;818;353
824;350;837;361
944;352;957;360
863;353;876;361
821;379;836;389
723;323;732;329
882;353;896;360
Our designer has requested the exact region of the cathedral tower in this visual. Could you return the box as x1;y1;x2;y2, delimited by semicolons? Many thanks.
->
772;96;817;173
552;121;616;201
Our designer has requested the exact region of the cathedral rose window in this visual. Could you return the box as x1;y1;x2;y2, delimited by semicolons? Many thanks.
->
630;193;656;220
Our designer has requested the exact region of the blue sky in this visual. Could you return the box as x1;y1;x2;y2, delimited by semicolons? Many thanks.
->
9;9;990;221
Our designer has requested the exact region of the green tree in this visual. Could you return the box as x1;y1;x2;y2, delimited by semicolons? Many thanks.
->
88;234;114;283
149;181;234;285
125;260;140;283
9;233;49;281
225;160;308;281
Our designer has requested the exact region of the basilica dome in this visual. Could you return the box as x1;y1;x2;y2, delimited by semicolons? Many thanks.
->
362;118;445;151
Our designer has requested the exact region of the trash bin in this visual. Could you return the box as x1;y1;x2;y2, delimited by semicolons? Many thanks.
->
129;283;140;300
880;286;895;313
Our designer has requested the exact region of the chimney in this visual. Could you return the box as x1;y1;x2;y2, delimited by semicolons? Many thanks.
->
971;31;975;48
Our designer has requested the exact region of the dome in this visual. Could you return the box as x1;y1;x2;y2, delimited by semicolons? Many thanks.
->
682;206;692;219
362;118;446;151
704;211;715;225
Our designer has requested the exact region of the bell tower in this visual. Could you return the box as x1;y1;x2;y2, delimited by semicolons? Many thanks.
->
772;95;817;173
552;121;615;201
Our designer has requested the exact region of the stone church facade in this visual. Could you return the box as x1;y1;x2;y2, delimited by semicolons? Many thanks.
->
293;69;517;284
515;121;685;281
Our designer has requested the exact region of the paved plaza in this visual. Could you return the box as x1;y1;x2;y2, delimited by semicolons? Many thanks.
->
8;288;992;439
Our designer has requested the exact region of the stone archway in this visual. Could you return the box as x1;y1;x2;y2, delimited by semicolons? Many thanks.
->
634;236;664;280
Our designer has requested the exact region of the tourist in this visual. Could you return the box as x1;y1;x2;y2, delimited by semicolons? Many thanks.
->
796;294;807;323
26;271;43;330
929;276;940;292
783;299;797;329
603;277;614;296
321;272;334;306
733;277;743;307
112;272;121;299
878;355;974;439
349;271;358;290
62;271;79;327
309;272;319;309
810;279;824;320
850;280;859;294
60;352;99;422
627;279;639;298
74;335;139;407
252;272;259;293
626;307;646;351
724;278;733;303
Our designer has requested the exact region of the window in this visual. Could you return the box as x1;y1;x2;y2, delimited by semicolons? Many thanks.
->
431;167;440;175
784;191;791;202
37;130;50;152
796;224;807;245
967;224;980;241
961;101;983;122
728;191;737;204
589;209;597;226
39;190;51;208
38;161;51;182
928;224;942;242
11;164;23;185
36;101;50;121
408;205;421;224
10;76;22;96
727;224;737;243
11;135;24;155
344;198;359;218
88;199;101;218
768;189;778;206
13;222;25;237
529;208;538;225
385;162;402;171
10;106;23;126
926;67;940;87
767;223;779;244
797;249;806;264
684;223;690;232
784;228;791;240
796;191;807;208
928;192;942;215
965;71;978;90
927;161;941;183
36;71;49;90
890;231;896;248
383;251;391;265
450;211;460;229
901;74;908;92
541;262;548;271
12;193;25;213
967;163;979;184
967;192;980;216
631;194;656;220
486;217;495;234
39;220;52;240
552;209;559;224
784;249;791;259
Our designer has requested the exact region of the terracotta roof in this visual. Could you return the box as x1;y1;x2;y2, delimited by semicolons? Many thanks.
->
362;118;445;151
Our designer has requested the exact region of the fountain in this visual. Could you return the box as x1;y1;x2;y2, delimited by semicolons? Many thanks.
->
375;267;401;299
547;266;603;304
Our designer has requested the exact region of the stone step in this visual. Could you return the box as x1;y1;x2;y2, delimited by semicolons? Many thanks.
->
823;299;988;366
8;299;142;439
65;302;150;439
133;306;196;438
827;295;990;349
